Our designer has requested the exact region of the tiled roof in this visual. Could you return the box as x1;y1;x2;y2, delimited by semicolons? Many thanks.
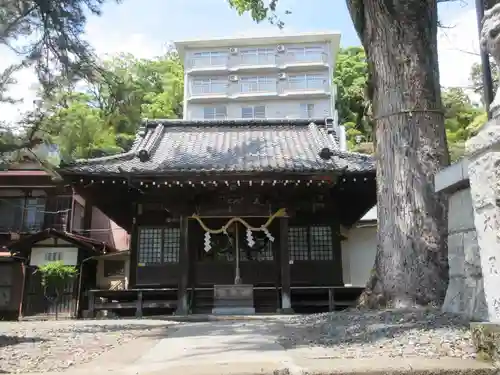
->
61;119;375;175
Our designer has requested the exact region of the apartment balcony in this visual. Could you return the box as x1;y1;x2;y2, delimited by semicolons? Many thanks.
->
281;52;329;71
186;52;330;75
187;78;333;102
229;54;278;73
187;82;230;102
233;81;278;99
188;56;229;73
279;80;331;98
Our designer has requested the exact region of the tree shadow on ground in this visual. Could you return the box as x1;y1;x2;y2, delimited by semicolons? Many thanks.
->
0;335;45;348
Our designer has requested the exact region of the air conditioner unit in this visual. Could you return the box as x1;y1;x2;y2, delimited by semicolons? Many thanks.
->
229;47;238;54
276;44;286;53
229;74;239;82
278;72;287;80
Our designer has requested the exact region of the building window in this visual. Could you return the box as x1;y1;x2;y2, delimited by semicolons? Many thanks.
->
44;251;63;262
287;46;324;63
191;51;228;67
24;198;46;232
0;198;24;232
240;76;275;93
288;225;334;261
103;260;125;277
300;103;315;118
203;106;227;120
137;227;180;265
191;78;228;95
240;48;275;65
241;105;266;119
0;196;46;232
288;74;327;91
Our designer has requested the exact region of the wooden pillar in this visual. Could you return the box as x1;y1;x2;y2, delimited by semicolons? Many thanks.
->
176;216;189;315
135;290;143;318
128;203;139;288
279;217;293;313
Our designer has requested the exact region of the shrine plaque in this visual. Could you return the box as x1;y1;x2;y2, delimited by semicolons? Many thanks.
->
212;284;255;315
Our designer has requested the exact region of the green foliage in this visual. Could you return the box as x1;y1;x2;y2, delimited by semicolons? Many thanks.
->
334;47;373;149
0;0;120;162
470;61;500;101
334;48;487;161
38;261;77;291
40;51;184;161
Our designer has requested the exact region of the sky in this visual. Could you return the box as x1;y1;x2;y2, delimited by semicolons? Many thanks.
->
0;0;482;124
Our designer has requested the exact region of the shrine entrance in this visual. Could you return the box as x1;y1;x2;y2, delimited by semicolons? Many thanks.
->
189;212;283;314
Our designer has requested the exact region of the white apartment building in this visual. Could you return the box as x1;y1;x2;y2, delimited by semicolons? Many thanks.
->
174;31;341;122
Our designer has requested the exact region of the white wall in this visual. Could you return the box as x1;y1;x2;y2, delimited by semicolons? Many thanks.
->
187;98;332;120
30;247;78;266
341;225;377;287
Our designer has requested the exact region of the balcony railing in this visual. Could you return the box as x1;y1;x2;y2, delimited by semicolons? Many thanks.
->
239;81;277;94
282;80;329;94
239;54;276;66
190;82;229;97
285;52;328;65
190;56;228;69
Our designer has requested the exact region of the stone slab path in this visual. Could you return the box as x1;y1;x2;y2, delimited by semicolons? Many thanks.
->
13;318;499;375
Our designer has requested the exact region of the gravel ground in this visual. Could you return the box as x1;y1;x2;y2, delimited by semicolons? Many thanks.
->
0;320;174;373
0;310;478;373
276;308;476;359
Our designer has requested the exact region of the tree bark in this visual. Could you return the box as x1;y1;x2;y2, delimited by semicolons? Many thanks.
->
346;0;450;308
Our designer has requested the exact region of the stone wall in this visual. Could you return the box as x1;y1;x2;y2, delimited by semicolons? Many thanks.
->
435;159;487;320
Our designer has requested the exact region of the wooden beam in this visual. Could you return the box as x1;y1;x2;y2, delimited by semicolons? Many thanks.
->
176;216;189;315
128;203;139;288
279;217;293;313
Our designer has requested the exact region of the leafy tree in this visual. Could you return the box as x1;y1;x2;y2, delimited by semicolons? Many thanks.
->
0;0;119;158
334;47;487;161
442;88;486;161
334;47;374;152
42;93;122;160
40;52;184;160
470;61;499;100
228;0;451;309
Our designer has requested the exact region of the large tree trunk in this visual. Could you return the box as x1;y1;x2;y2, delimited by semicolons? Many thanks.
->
346;0;450;308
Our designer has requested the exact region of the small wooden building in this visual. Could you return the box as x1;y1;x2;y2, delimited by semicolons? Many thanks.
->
60;119;376;315
6;229;117;319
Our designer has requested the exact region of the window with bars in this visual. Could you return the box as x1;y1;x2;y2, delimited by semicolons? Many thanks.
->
288;225;334;261
203;106;227;120
137;227;180;265
44;251;63;262
241;105;266;119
